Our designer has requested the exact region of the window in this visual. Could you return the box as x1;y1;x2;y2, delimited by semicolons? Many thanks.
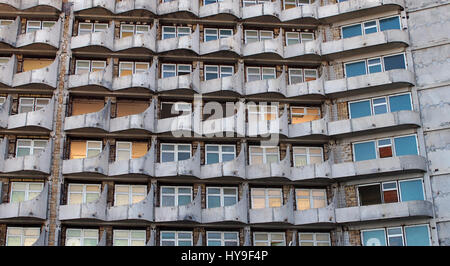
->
160;143;191;163
113;230;146;246
246;66;276;82
344;53;406;78
18;97;50;113
342;16;401;39
16;139;47;157
0;96;6;105
65;229;98;246
251;188;282;209
160;186;192;207
10;182;44;203
78;22;108;35
295;189;326;210
162;26;191;39
253;232;285;246
0;57;9;66
362;224;430;246
119;24;150;38
298;233;331;246
204;0;224;5
160;231;193;246
204;28;233;42
293;147;323;167
0;19;14;27
349;93;413;119
399;179;425;202
161;64;192;78
353;134;418;162
6;227;40;246
114;185;147;206
285;32;314;45
290;106;320;124
206;187;238;208
244;30;273;43
249;146;280;165
26;20;55;33
160;102;192;119
67;184;101;205
75;60;106;75
205;144;236;164
207;232;239;246
86;140;102;158
115;141;132;161
204;65;234;80
284;0;313;9
119;62;149;77
288;68;317;84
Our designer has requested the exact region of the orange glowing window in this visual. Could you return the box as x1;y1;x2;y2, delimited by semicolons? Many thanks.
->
22;58;53;72
116;100;150;117
291;107;320;124
71;98;104;116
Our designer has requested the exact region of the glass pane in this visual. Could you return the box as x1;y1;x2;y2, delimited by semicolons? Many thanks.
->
349;100;371;119
362;230;386;246
178;195;191;206
11;191;25;202
380;16;401;31
224;197;237;206
383;54;406;71
354;141;376;161
394;135;418;156
342;24;362;39
405;225;430;246
389;94;412;112
345;61;367;78
162;196;175;206
207;153;219;164
86;193;99;203
207;196;221;208
400;179;424;201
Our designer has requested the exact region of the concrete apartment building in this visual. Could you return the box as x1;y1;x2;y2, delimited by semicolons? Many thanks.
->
0;0;448;247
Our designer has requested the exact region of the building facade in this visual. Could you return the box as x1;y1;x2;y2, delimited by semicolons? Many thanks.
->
0;0;449;246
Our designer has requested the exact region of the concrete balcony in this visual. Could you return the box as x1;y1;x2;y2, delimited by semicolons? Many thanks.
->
7;97;54;131
328;111;421;137
325;69;416;98
249;190;294;224
288;118;328;138
0;17;18;47
115;0;157;15
12;58;59;89
156;112;194;134
200;65;243;95
157;67;200;93
286;76;325;98
332;155;427;180
201;104;245;137
155;145;201;178
0;95;11;128
64;100;111;132
202;188;248;223
20;0;62;11
200;146;246;179
73;0;115;13
59;185;108;221
322;30;410;60
0;183;48;221
284;39;322;60
68;63;113;90
279;3;318;22
71;22;114;52
199;27;241;56
247;108;289;137
111;63;157;92
245;147;291;180
157;27;200;54
109;100;155;133
114;24;157;53
32;229;47;246
243;34;284;59
154;189;202;223
62;143;110;176
157;0;199;17
16;18;61;50
241;0;281;22
108;142;155;177
0;0;20;9
0;55;15;87
294;205;336;225
199;0;240;19
335;200;433;223
107;185;154;222
0;138;52;175
318;0;406;23
290;161;332;182
244;72;287;97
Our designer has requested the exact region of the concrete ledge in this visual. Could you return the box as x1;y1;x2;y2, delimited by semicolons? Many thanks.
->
284;38;322;59
199;26;241;56
155;144;201;178
107;185;154;222
244;71;286;96
156;26;200;54
110;100;155;133
64;100;111;132
1;139;52;174
199;0;240;18
115;0;157;14
249;189;294;224
0;55;16;87
280;3;318;22
0;0;61;11
7;97;54;131
200;64;243;95
71;21;115;51
288;117;328;138
243;33;284;58
112;63;156;91
245;146;291;180
73;0;115;13
59;185;108;221
12;58;59;89
241;1;281;21
0;17;18;47
113;24;157;52
286;76;325;98
294;205;336;225
68;62;113;90
16;18;61;49
157;66;200;93
200;145;246;179
154;189;202;223
62;143;110;176
108;141;155;177
157;0;199;16
202;194;248;223
0;183;48;220
290;160;332;181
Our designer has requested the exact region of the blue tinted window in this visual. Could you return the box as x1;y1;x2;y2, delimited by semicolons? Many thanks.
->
384;54;406;71
380;16;401;31
354;141;376;161
389;94;412;112
394;135;418;156
345;61;367;78
364;21;378;34
400;179;424;202
362;230;386;246
405;225;430;246
342;24;362;39
349;100;371;119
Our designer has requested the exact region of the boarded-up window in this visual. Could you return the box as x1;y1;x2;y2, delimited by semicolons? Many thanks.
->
116;100;149;117
70;140;87;159
71;98;104;116
291;107;320;124
22;58;53;72
132;142;148;158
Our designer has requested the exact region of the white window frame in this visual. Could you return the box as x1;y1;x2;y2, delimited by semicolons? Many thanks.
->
0;96;6;105
114;184;147;206
6;227;40;246
160;186;192;207
15;139;47;156
344;52;407;77
26;20;55;33
341;15;402;39
9;182;44;203
161;63;192;78
295;188;327;210
360;228;387;246
251;188;283;209
246;66;276;82
115;141;132;161
65;228;99;246
75;60;107;74
86;140;102;158
398;178;426;202
249;146;280;165
244;30;273;43
0;19;14;27
253;232;286;246
403;224;431;246
348;92;413;119
298;232;331;246
119;24;150;38
288;68;303;84
160;143;192;163
292;146;323;167
113;230;146;246
204;65;234;80
205;144;236;164
290;106;321;124
206;231;239;246
18;97;50;113
206;187;238;208
78;22;108;35
67;183;101;205
386;227;404;246
160;231;193;246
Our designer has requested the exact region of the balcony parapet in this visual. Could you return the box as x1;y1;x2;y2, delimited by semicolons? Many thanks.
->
290;160;332;182
284;38;322;59
201;185;248;223
7;96;54;131
106;184;154;222
157;0;199;17
64;100;111;132
199;0;240;19
156;26;200;54
71;21;114;51
244;70;287;96
0;95;12;128
62;142;110;176
154;188;202;223
154;144;201;178
199;26;241;56
73;0;115;13
110;100;155;133
199;144;246;179
246;105;289;137
241;0;281;21
0;55;16;87
115;0;157;15
294;204;336;225
0;17;19;47
111;62;157;91
114;24;157;53
245;145;291;180
249;189;294;224
157;66;200;93
279;2;318;22
243;32;284;59
58;184;108;221
0;183;48;220
201;102;246;137
288;117;328;138
200;64;243;95
16;18;61;49
108;141;155;177
12;58;59;89
335;200;433;223
32;229;47;246
286;75;325;98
